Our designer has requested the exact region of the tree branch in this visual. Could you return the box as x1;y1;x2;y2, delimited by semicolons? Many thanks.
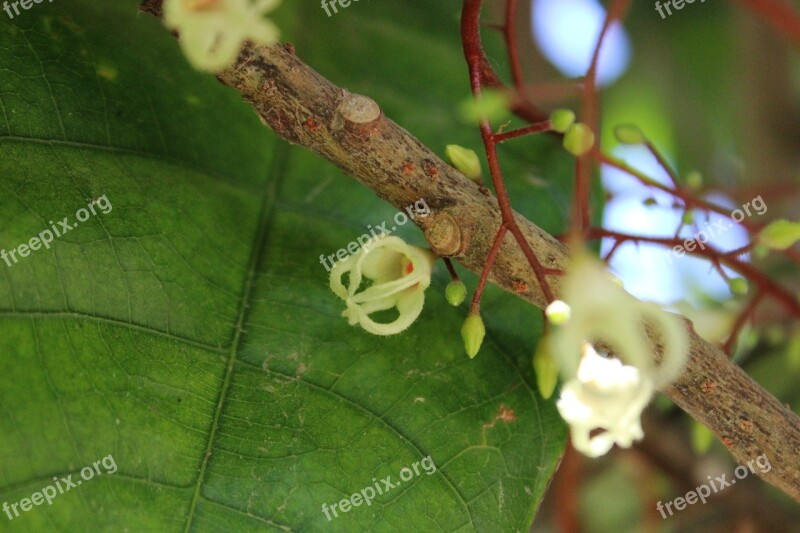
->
140;1;800;503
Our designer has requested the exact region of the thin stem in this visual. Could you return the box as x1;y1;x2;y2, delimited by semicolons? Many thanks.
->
645;140;682;190
573;0;630;234
589;228;800;317
443;258;460;282
461;0;557;306
504;0;525;94
493;120;552;143
470;224;508;314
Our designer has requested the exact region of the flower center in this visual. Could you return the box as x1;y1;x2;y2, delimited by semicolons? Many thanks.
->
400;257;419;289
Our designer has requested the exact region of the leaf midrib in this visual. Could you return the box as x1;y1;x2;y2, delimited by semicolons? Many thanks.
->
181;131;289;532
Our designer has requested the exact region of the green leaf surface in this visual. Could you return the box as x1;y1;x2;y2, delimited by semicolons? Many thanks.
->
0;1;566;531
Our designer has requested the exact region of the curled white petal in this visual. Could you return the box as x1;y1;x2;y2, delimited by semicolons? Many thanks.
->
329;235;435;336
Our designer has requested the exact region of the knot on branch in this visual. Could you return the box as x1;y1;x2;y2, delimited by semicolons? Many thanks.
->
332;93;382;134
423;212;465;257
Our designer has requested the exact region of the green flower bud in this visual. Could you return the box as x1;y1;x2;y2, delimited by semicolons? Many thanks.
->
758;220;800;250
459;90;510;123
686;170;703;190
549;108;575;133
682;211;694;225
532;336;558;400
691;420;714;455
613;124;645;145
544;300;571;326
445;145;482;181
445;280;467;306
563;123;595;157
461;313;485;359
729;277;748;296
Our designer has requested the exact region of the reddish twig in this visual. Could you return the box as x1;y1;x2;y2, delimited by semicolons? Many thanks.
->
573;0;631;233
645;140;682;190
588;228;800;318
504;0;525;94
494;120;552;143
470;224;508;313
461;0;557;305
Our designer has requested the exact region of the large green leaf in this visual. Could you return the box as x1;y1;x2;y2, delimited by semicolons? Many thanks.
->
0;1;566;531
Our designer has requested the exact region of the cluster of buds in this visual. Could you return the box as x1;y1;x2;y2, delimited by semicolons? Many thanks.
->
550;109;595;157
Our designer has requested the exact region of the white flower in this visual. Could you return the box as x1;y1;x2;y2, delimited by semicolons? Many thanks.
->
164;0;281;72
557;344;653;457
329;236;436;336
551;252;688;457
